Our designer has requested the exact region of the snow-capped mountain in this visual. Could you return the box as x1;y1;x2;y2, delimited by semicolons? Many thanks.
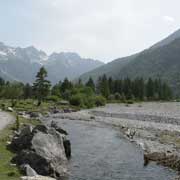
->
0;42;104;84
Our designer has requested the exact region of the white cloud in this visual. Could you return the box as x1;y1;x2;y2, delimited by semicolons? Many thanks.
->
163;16;175;23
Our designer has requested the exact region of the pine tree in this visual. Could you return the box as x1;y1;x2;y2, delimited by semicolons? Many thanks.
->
100;74;110;98
108;77;114;94
61;78;73;93
23;83;33;99
33;67;51;105
86;77;95;92
146;78;154;100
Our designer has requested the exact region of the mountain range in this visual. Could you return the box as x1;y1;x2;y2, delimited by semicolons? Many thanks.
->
79;29;180;94
0;42;103;84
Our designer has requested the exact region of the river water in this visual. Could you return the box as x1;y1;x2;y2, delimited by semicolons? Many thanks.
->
55;119;177;180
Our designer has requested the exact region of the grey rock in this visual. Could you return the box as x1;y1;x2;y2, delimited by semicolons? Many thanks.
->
22;164;37;176
51;121;68;135
7;107;14;112
29;112;41;119
11;124;70;179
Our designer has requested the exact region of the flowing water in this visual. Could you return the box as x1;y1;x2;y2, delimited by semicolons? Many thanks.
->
55;119;177;180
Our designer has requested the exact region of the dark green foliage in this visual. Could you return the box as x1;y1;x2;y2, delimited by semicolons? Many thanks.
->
98;74;110;98
96;75;172;101
51;81;61;97
94;96;106;106
86;77;95;92
114;92;121;100
46;95;60;102
33;67;51;105
61;78;73;93
23;83;33;99
70;94;84;107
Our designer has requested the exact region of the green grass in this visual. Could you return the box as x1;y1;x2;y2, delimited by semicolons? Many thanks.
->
0;99;80;115
0;114;41;180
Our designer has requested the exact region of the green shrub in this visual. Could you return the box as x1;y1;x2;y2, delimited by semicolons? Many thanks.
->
1;103;5;110
11;100;17;107
62;90;72;100
108;94;115;101
84;97;95;108
46;95;60;102
94;96;106;106
114;92;121;100
126;100;134;104
7;171;16;177
70;94;84;107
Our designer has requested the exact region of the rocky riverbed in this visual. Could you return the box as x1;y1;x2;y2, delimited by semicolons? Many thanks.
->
42;102;180;179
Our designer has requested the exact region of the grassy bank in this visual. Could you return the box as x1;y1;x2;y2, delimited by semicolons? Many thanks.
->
0;113;41;180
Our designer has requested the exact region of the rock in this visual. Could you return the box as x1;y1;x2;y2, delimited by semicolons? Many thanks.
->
32;125;48;134
63;138;71;159
18;111;26;116
63;108;72;113
21;175;56;180
22;164;37;176
7;107;14;112
125;128;136;139
51;121;68;135
28;112;41;119
10;125;33;152
11;124;70;179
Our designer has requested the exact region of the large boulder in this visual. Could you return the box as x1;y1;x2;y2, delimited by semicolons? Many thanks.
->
11;124;71;179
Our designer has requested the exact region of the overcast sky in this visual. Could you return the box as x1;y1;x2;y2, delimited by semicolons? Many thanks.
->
0;0;180;62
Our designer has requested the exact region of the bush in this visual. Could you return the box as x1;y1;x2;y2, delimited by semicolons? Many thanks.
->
62;90;72;100
108;94;115;101
114;92;121;100
46;95;60;102
94;96;106;106
126;100;134;104
11;100;17;107
70;94;84;107
84;97;95;108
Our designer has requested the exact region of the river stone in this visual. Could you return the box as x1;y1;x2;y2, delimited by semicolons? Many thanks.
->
22;164;37;176
11;125;69;179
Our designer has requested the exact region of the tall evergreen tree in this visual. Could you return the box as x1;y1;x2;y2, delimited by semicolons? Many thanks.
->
33;67;51;105
23;83;33;99
86;77;95;92
61;78;73;93
100;74;110;98
146;78;154;100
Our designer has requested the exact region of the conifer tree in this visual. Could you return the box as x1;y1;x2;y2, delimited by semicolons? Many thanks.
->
33;67;51;105
86;77;95;92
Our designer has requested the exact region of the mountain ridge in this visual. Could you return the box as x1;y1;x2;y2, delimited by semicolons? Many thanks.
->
0;42;104;84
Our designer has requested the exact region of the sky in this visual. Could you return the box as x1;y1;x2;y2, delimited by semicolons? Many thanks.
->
0;0;180;63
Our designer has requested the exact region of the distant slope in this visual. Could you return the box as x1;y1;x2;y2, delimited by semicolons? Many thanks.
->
0;42;103;84
151;29;180;49
79;28;180;94
118;38;180;92
79;54;137;83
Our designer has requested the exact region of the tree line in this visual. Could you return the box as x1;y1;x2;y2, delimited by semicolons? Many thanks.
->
0;67;173;107
95;75;172;101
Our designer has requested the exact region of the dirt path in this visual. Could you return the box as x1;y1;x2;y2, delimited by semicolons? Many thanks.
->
0;110;15;130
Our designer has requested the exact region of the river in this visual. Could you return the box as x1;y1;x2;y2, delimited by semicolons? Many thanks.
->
52;118;177;180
